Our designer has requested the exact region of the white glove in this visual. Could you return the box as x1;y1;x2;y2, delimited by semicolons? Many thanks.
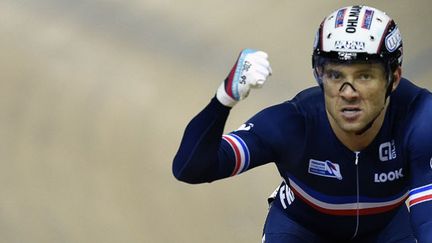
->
216;49;272;107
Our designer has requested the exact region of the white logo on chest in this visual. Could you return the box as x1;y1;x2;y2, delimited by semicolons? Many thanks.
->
379;140;397;161
308;159;343;180
374;168;404;183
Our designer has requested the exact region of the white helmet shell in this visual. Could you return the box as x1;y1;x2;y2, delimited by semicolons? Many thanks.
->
312;5;403;85
321;6;398;55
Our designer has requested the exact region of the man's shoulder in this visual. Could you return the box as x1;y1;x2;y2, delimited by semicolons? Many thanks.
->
290;85;324;103
244;87;323;141
245;86;325;136
286;86;325;114
392;78;431;105
260;86;324;116
390;78;432;133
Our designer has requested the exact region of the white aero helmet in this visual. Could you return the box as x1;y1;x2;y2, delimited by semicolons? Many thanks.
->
312;5;403;93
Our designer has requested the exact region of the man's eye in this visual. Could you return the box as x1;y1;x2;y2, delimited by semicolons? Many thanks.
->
359;74;371;80
328;71;341;80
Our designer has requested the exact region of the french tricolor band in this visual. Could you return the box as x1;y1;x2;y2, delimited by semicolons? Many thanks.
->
286;175;408;216
222;134;250;176
408;183;432;208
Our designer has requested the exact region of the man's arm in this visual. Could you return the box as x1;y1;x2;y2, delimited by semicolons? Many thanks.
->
173;49;272;184
407;93;432;242
172;97;232;183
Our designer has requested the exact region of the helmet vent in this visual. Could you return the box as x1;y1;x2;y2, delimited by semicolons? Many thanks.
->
370;36;375;41
327;33;332;39
376;17;383;23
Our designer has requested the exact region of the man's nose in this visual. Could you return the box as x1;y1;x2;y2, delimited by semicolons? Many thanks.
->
339;82;357;93
339;81;359;99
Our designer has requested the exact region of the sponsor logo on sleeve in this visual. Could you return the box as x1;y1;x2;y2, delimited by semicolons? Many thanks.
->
308;159;343;180
235;123;254;131
279;183;295;209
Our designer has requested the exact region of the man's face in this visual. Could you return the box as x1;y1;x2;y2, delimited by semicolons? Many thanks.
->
322;62;388;135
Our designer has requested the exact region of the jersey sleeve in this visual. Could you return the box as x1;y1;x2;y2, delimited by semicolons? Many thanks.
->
406;93;432;242
172;97;277;184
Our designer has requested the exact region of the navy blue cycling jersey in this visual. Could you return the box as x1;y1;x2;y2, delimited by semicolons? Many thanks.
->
173;78;432;242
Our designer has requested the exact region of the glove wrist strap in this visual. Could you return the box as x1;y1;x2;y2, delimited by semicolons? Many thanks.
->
216;83;237;107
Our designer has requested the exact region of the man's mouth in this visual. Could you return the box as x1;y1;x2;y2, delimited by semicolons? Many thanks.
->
341;107;362;119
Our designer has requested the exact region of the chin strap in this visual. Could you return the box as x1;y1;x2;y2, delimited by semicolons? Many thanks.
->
354;105;385;135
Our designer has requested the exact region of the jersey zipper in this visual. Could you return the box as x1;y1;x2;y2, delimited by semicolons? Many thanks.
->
351;151;360;240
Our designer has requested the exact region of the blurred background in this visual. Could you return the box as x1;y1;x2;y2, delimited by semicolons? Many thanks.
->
0;0;431;242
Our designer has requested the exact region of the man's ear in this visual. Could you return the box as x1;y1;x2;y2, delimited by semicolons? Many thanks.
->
391;66;402;91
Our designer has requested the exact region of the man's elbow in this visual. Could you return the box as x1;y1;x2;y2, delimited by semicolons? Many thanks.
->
172;165;210;184
173;172;210;184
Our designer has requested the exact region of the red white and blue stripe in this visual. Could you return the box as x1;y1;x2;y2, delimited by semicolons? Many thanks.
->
408;183;432;208
361;9;374;29
335;8;346;28
287;176;408;216
223;134;250;176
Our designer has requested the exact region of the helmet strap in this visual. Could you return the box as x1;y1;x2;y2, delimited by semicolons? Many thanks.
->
385;74;395;101
354;73;394;136
354;105;385;136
